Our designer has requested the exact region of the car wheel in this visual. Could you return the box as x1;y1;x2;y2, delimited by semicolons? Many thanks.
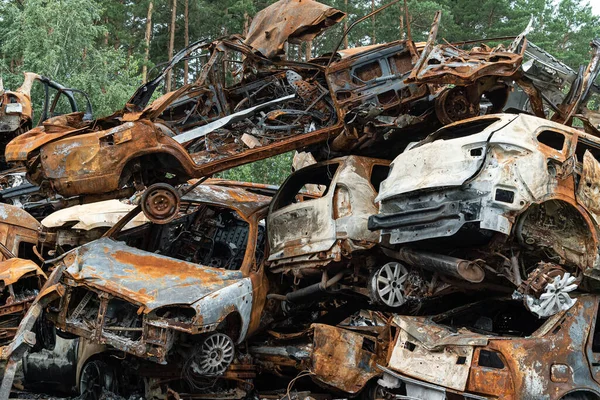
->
369;262;409;308
141;183;180;224
360;382;393;400
79;360;116;400
32;312;56;352
56;327;78;340
192;333;235;376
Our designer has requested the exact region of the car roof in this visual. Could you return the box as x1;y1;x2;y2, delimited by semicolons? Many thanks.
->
182;183;271;219
436;113;600;145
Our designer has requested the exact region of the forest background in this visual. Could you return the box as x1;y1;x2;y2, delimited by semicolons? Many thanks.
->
1;0;599;183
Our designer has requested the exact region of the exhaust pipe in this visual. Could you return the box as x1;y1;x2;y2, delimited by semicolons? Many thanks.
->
385;247;485;283
268;272;345;303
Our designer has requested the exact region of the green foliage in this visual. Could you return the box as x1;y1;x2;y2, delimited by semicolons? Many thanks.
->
0;0;139;117
0;0;599;183
217;152;293;185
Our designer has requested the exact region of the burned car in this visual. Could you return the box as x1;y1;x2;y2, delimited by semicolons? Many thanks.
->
0;72;91;171
28;182;270;390
249;317;391;398
267;155;476;308
379;296;600;400
369;113;600;316
38;199;148;255
0;257;46;349
0;72;92;220
267;156;398;304
4;1;523;201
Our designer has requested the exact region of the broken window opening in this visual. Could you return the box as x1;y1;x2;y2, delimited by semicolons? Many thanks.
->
420;117;500;146
271;163;340;211
434;299;546;337
370;164;390;193
575;138;600;164
537;130;566;152
153;205;251;270
592;302;600;353
18;241;40;266
353;62;383;84
478;350;505;369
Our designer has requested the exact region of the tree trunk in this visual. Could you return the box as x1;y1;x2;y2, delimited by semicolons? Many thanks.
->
404;0;412;41
104;17;109;46
243;12;250;37
343;0;349;49
305;40;312;61
166;0;178;92
141;1;154;84
184;0;189;85
399;2;404;39
371;0;376;45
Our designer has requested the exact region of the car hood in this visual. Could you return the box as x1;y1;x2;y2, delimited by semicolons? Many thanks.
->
42;199;148;231
392;315;489;349
0;258;46;286
62;237;244;312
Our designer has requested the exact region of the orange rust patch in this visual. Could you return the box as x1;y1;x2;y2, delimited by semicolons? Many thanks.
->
111;250;226;284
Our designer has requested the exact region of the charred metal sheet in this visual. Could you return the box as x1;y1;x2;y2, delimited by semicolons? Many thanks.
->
182;183;271;219
310;323;386;394
61;237;245;311
250;321;389;396
386;296;600;399
0;258;45;286
407;44;524;86
0;202;40;232
244;0;345;59
41;199;149;231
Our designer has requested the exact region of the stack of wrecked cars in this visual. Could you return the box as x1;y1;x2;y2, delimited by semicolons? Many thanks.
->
0;0;600;399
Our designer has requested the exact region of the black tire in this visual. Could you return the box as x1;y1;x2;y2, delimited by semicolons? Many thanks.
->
79;359;117;400
56;327;78;340
359;381;391;400
32;312;56;352
562;393;600;400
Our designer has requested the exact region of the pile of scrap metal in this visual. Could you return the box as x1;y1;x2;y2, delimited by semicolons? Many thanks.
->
4;4;524;201
0;0;600;399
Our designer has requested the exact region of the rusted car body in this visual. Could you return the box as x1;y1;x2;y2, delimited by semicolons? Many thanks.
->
0;203;40;261
0;73;91;171
379;296;600;400
0;74;34;140
0;202;44;349
32;183;270;384
5;1;523;200
38;199;149;255
0;259;46;347
510;37;600;138
250;321;390;397
369;113;600;316
267;156;401;304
